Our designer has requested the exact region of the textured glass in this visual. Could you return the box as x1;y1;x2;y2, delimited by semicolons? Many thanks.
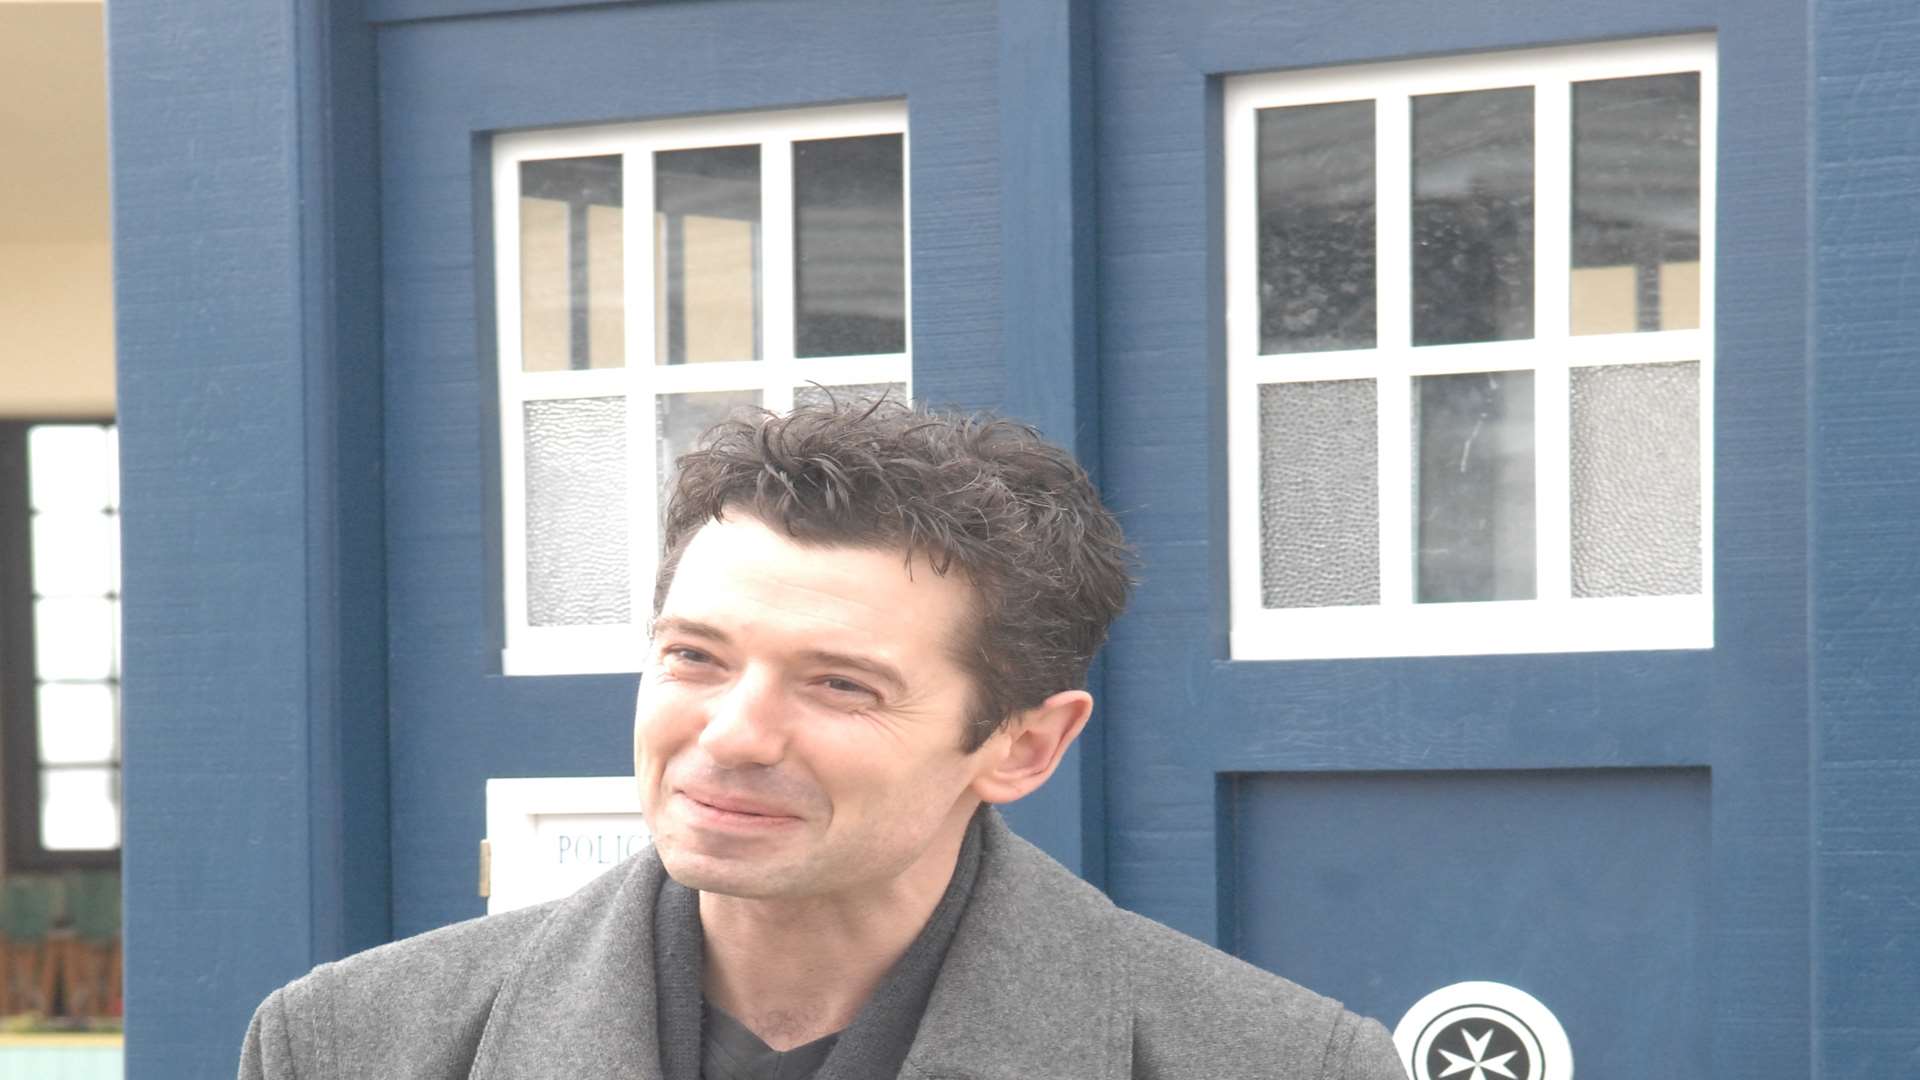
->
28;424;111;512
37;683;117;765
32;512;115;598
656;391;764;527
795;135;906;358
657;145;761;365
791;382;906;410
524;397;629;627
520;156;624;371
1258;380;1379;607
1571;74;1701;334
40;767;119;851
1258;101;1376;354
1571;361;1701;596
1413;88;1534;345
1414;371;1536;602
35;597;115;680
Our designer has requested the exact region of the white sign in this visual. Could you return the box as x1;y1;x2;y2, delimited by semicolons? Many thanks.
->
484;777;650;914
1392;981;1572;1080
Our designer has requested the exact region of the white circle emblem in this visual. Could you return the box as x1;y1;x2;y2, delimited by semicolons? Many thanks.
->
1391;981;1571;1080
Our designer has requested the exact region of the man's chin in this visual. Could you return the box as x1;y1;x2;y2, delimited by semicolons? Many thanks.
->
657;847;796;899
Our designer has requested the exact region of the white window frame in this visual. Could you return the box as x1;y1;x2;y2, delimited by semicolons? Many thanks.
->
1225;36;1716;661
494;102;911;676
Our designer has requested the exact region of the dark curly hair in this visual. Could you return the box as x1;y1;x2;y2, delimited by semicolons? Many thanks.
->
655;399;1134;750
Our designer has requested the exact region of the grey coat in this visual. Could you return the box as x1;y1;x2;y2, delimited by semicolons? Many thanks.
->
239;812;1407;1079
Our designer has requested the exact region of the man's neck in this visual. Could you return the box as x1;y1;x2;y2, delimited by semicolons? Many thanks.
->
698;822;970;1052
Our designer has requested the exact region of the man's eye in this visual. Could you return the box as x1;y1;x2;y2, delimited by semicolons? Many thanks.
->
662;646;712;665
820;676;874;697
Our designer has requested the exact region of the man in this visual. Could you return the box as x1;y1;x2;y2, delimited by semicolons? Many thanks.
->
240;402;1405;1079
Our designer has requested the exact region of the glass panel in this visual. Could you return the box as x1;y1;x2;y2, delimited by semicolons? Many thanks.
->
657;391;764;528
1257;101;1376;354
794;134;907;358
28;424;111;512
1258;380;1379;607
1571;361;1701;596
520;156;625;371
40;767;120;851
791;382;906;410
1414;371;1536;602
524;397;629;627
32;511;115;598
656;145;761;365
37;683;118;764
1412;87;1534;345
1571;73;1701;334
34;597;115;680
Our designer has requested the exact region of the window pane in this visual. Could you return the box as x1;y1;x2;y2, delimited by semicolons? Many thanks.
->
35;597;115;680
38;683;118;764
28;424;111;512
1412;87;1534;345
41;767;120;851
32;511;115;598
1259;380;1380;607
1571;361;1701;596
1571;73;1700;334
656;391;764;530
794;134;906;358
791;382;906;410
657;145;761;365
524;397;629;626
1414;371;1535;602
520;156;625;372
1258;101;1376;354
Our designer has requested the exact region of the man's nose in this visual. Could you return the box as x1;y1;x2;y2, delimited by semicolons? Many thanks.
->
696;667;788;767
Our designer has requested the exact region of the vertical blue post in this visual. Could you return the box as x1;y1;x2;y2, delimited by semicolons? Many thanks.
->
1810;2;1920;1076
110;1;388;1077
994;0;1106;886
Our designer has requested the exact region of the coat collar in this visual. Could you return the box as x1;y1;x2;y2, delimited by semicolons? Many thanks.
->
466;810;1132;1080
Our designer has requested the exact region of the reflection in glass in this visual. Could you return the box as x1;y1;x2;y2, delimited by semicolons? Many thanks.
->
41;767;120;851
657;145;761;365
524;397;629;626
1258;380;1379;607
1571;73;1700;334
1413;88;1534;345
1257;101;1376;354
657;391;763;531
791;382;906;410
795;135;906;358
1414;371;1535;602
28;424;111;512
521;156;625;372
38;684;118;764
1571;361;1701;596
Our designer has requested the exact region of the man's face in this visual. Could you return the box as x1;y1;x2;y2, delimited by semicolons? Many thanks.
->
635;513;993;902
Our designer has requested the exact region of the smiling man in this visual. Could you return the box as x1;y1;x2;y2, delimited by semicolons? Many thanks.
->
239;402;1405;1080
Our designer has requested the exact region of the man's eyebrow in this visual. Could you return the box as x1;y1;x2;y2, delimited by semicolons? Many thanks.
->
650;616;731;642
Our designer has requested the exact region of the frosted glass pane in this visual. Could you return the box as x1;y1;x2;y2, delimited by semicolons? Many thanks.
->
1414;371;1536;603
1572;73;1700;334
38;683;117;764
524;397;629;626
1412;87;1534;345
520;156;625;372
32;512;115;598
35;597;115;680
1258;380;1379;607
656;391;763;529
1571;361;1701;596
795;134;906;358
41;767;120;851
791;382;905;410
1258;101;1376;354
657;145;761;365
28;424;111;512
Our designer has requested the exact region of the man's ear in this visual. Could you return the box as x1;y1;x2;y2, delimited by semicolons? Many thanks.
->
969;690;1094;805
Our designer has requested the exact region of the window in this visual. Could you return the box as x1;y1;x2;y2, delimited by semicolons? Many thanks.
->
1225;36;1714;660
1;421;121;871
493;103;910;675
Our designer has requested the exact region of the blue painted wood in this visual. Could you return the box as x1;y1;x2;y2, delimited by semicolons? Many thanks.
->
109;1;388;1077
989;0;1106;886
369;0;634;24
374;0;1010;939
1810;2;1920;1075
1091;3;1812;1078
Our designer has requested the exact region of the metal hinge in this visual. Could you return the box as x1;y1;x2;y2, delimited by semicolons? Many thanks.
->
478;838;492;898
